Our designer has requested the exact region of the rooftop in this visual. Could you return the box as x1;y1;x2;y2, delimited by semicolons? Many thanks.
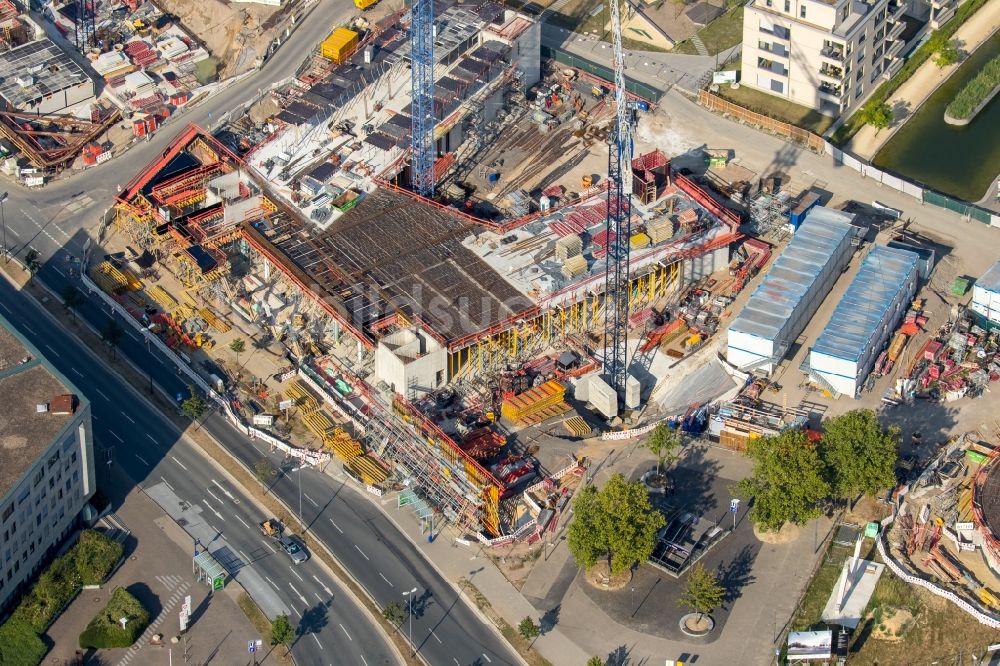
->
811;245;919;362
0;316;85;499
978;259;1000;295
0;38;91;109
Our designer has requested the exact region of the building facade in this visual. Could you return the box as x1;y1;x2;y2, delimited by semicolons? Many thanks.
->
740;0;910;115
0;315;96;612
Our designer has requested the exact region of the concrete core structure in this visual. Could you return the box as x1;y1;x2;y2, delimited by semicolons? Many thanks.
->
0;38;94;114
0;314;95;612
375;328;448;399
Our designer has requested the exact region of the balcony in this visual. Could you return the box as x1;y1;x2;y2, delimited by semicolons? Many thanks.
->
887;0;907;22
818;82;843;99
886;18;905;40
885;38;904;59
820;45;846;61
882;56;903;80
819;64;845;80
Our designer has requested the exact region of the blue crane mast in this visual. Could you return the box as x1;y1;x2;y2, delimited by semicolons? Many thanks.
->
410;0;436;197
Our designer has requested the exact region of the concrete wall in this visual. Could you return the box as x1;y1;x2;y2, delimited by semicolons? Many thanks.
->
19;79;96;115
374;329;447;399
512;17;542;89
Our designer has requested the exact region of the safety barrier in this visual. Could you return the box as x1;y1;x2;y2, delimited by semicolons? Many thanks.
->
601;420;662;441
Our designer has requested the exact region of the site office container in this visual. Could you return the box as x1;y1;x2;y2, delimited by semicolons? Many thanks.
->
321;28;359;64
354;0;378;9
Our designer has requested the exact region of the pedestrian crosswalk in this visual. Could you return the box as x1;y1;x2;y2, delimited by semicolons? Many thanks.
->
116;575;191;666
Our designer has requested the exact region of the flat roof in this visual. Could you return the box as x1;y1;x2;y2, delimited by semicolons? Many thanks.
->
811;245;919;363
0;315;86;500
978;259;1000;295
730;207;855;343
0;38;91;109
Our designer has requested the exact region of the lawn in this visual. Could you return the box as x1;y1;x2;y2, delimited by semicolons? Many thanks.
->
672;6;745;55
714;65;837;135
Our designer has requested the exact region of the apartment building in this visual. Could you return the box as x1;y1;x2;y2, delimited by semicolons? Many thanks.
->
0;314;96;612
740;0;912;116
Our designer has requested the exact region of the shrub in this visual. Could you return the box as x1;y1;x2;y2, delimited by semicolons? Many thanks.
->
11;553;81;633
79;588;150;649
945;53;1000;119
0;620;48;666
75;530;124;585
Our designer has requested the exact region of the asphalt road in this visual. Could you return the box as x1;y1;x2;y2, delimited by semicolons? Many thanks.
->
0;268;398;666
7;249;522;666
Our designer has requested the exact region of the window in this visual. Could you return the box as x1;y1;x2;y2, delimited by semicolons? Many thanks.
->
856;65;864;81
799;5;806;17
859;30;867;44
32;469;43;486
765;0;772;6
857;49;865;63
784;0;790;10
2;505;12;523
841;4;849;21
70;452;77;464
17;487;29;506
855;85;864;98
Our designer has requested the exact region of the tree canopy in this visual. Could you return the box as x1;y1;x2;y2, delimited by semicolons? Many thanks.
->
678;563;725;620
567;473;665;573
820;409;899;500
381;601;405;626
517;617;540;641
934;39;960;67
645;423;681;476
270;614;293;645
736;429;830;532
181;388;208;421
860;101;893;132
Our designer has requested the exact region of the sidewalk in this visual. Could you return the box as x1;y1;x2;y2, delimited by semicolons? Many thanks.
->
44;467;273;666
847;0;1000;160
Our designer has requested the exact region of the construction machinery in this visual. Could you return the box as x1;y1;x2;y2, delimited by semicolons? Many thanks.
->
410;0;435;196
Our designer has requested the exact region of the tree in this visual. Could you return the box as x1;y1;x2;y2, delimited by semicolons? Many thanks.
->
270;613;293;646
517;616;540;642
859;101;893;134
180;386;208;421
820;409;899;503
934;39;960;67
62;285;84;323
586;658;605;666
101;319;124;359
736;429;830;532
382;601;405;626
678;563;725;622
229;337;246;366
24;249;40;282
255;459;276;489
645;423;681;477
567;473;665;574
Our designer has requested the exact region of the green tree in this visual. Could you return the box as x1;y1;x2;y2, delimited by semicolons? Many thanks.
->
567;473;665;574
181;385;208;421
859;101;893;133
101;318;124;359
382;600;406;626
678;563;725;622
270;613;293;645
646;423;681;477
736;429;830;532
517;616;540;642
62;285;84;323
934;39;960;67
24;249;41;282
587;658;605;666
230;337;246;366
255;459;276;489
820;409;899;504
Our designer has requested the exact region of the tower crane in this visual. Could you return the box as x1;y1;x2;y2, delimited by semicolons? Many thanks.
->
410;0;435;197
603;0;636;396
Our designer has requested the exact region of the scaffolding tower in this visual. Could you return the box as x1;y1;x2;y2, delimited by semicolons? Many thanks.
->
73;0;96;50
409;0;435;197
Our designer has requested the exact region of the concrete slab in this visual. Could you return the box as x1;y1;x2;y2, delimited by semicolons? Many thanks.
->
821;559;885;629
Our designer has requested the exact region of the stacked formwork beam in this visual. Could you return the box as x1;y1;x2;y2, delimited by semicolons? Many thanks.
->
500;380;570;426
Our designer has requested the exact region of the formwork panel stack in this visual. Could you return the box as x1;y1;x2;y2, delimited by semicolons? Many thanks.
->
501;380;570;425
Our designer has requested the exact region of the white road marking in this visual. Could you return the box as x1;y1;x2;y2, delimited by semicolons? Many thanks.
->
92;413;99;421
482;654;493;663
160;476;174;491
453;658;461;665
266;542;277;553
122;412;135;424
312;575;333;596
288;583;307;604
94;387;109;400
329;518;343;534
379;572;393;587
146;434;158;444
291;606;302;619
234;515;250;529
202;499;224;520
264;576;280;591
238;549;251;563
289;568;304;582
360;655;369;666
212;479;240;504
171;456;188;470
206;488;223;503
314;592;323;603
108;430;123;442
70;367;83;376
354;544;369;560
0;302;8;313
134;453;149;465
432;631;441;644
303;493;319;507
52;266;65;278
312;634;323;648
339;624;352;641
21;323;36;335
4;226;17;238
44;344;60;357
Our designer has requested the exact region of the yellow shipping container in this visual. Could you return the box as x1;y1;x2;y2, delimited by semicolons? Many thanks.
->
320;28;359;63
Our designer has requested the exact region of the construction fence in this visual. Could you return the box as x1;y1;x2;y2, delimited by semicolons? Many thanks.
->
697;90;1000;229
542;45;661;102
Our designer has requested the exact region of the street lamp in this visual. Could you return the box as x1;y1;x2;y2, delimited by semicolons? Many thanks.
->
0;191;8;264
402;587;418;656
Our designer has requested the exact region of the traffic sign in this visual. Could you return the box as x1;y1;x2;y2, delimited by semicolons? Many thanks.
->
255;639;263;648
248;641;256;654
730;498;740;512
213;576;225;591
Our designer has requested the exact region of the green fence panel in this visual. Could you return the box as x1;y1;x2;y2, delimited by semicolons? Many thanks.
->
541;45;661;102
922;189;993;224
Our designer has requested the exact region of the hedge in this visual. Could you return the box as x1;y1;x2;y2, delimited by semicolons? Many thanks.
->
79;588;150;649
831;0;990;144
945;53;1000;118
0;621;47;666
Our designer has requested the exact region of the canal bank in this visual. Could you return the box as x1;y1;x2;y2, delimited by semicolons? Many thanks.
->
873;32;1000;202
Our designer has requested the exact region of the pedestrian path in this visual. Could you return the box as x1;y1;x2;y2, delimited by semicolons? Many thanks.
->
117;577;191;666
690;34;709;56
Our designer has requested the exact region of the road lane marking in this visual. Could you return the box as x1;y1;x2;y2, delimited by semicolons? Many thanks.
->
212;479;240;504
4;226;17;238
202;499;224;520
329;519;343;533
312;634;323;649
289;568;304;582
482;654;492;663
238;549;251;563
379;572;393;587
453;659;460;665
354;544;369;560
108;430;123;442
0;302;8;313
234;515;250;529
122;412;135;424
432;631;441;644
288;583;307;604
303;493;319;507
134;453;149;465
94;388;110;400
312;575;333;596
52;266;65;278
159;476;174;491
360;655;369;666
206;488;223;503
70;367;83;377
339;624;352;641
92;413;99;421
146;434;158;444
44;344;60;357
21;323;36;335
291;607;301;618
171;456;188;470
314;592;323;603
264;576;280;591
266;542;277;553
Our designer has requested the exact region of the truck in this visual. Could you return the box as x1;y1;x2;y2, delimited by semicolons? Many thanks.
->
259;518;309;564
